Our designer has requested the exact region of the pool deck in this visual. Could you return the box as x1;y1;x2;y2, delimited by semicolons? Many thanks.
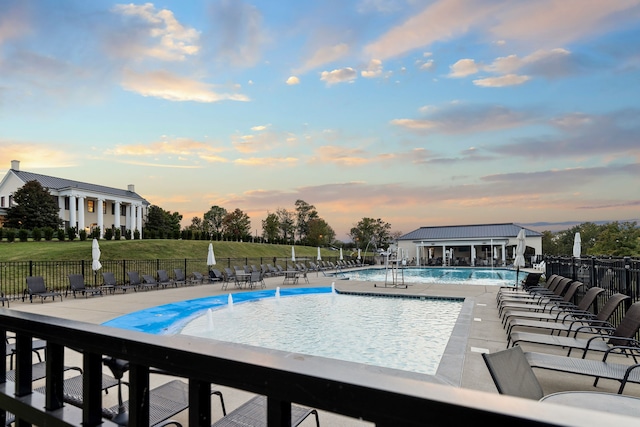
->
7;269;640;425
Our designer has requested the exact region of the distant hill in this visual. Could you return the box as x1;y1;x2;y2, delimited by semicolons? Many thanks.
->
523;219;639;233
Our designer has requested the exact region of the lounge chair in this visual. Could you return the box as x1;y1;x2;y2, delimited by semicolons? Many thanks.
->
6;361;82;382
498;280;582;319
482;346;544;400
34;373;120;407
23;276;63;303
67;273;103;298
509;302;640;357
498;278;573;316
141;274;160;290
505;292;630;338
157;270;177;288
192;271;209;284
103;271;138;293
209;269;224;283
5;337;47;369
524;346;640;394
158;395;319;427
173;269;187;286
501;286;605;327
496;273;558;301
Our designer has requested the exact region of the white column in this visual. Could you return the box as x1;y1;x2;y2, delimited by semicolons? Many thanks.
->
69;195;77;233
416;246;421;267
442;245;446;266
58;196;65;225
136;204;143;239
77;197;85;234
502;243;506;266
114;201;121;231
470;245;475;266
126;204;132;234
97;198;104;238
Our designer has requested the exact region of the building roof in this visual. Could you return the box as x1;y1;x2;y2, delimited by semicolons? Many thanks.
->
398;223;541;241
10;169;148;203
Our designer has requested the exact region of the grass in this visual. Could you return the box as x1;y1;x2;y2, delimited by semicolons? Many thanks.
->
0;239;346;261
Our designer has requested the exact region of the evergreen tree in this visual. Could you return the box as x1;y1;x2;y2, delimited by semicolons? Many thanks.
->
5;181;62;230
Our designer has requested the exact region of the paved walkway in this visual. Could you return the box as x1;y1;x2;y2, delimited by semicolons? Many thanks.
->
7;270;640;425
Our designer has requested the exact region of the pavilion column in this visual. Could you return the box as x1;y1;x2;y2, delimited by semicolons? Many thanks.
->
442;245;446;266
58;197;65;225
126;204;132;234
501;243;506;266
97;198;104;238
69;195;77;234
470;245;475;266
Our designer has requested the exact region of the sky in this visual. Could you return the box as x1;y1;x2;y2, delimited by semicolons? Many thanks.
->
1;0;639;241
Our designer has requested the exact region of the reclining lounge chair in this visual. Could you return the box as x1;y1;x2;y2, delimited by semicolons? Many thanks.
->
23;276;63;303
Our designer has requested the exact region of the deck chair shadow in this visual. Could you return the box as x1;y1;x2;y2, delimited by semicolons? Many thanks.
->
24;276;62;303
157;395;320;427
103;271;138;293
509;301;640;357
67;273;102;298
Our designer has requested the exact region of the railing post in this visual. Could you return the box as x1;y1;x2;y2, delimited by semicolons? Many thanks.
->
267;397;291;427
128;364;150;426
82;353;104;426
45;342;65;411
188;379;212;426
624;257;631;297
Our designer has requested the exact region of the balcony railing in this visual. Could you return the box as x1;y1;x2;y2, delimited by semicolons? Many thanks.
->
0;309;628;427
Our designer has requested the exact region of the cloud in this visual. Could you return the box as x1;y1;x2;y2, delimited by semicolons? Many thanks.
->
104;137;229;166
473;74;530;87
110;3;200;61
296;43;350;74
448;59;479;77
0;142;77;169
361;59;383;78
234;156;299;166
320;67;357;85
286;76;300;85
120;69;249;102
231;129;295;153
391;103;533;134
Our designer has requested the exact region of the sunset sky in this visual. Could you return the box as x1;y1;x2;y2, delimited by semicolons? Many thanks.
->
1;0;639;240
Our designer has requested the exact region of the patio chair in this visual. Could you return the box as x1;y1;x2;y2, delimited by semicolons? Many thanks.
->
505;292;630;338
158;395;319;427
0;291;9;308
501;286;605;327
499;280;582;319
23;276;63;303
482;346;544;400
173;269;187;286
247;270;265;289
34;372;120;407
5;337;47;369
67;273;103;298
497;274;561;301
191;271;209;284
141;274;160;290
102;357;226;427
498;278;573;316
103;271;138;293
508;302;640;357
209;269;224;283
157;270;177;288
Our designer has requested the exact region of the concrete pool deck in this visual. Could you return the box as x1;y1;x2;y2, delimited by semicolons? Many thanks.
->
8;270;640;425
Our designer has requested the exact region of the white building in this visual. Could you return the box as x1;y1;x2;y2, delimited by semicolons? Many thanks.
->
397;223;543;267
0;160;149;239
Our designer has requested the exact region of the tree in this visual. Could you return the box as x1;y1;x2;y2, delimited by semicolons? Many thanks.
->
144;205;182;239
307;218;335;247
5;180;62;230
276;208;295;243
222;208;251;241
590;221;640;256
262;212;280;243
204;205;227;240
294;199;318;244
350;218;393;250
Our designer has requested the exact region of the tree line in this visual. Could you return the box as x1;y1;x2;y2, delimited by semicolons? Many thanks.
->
541;221;640;257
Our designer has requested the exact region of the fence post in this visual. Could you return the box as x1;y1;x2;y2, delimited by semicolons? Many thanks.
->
624;257;631;297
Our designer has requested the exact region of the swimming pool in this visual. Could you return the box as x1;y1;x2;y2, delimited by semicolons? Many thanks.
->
103;287;471;381
339;267;518;286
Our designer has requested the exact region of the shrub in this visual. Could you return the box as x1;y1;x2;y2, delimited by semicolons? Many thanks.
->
104;228;113;241
125;229;132;240
114;228;121;240
43;227;54;241
79;229;87;241
66;227;76;241
18;229;29;242
6;229;16;242
32;227;42;241
91;227;100;239
57;229;65;241
133;229;140;240
0;228;3;241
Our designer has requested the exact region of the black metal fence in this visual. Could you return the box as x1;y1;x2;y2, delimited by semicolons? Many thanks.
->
0;256;354;300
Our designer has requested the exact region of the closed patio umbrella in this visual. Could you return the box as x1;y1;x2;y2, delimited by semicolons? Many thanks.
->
339;248;343;260
514;229;526;286
317;246;322;261
357;248;361;260
573;232;581;258
92;238;102;271
291;246;296;262
207;243;216;267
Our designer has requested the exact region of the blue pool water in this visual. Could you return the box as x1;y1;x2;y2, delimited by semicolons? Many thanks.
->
103;287;464;376
339;267;519;286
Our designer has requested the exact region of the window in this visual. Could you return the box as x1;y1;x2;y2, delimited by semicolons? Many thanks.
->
64;197;70;210
87;200;95;213
0;196;4;208
111;203;115;215
120;205;127;216
103;201;107;214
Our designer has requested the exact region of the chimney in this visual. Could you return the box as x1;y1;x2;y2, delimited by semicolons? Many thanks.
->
11;160;19;171
127;184;135;192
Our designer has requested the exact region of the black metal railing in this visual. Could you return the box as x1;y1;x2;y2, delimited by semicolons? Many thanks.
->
0;309;624;427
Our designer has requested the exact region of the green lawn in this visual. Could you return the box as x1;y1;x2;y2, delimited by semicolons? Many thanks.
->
0;239;347;261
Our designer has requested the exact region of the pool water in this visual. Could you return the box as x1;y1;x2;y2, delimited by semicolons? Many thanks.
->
180;291;463;375
340;267;519;286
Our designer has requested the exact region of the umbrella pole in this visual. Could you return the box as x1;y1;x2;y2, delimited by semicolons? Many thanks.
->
516;266;520;288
